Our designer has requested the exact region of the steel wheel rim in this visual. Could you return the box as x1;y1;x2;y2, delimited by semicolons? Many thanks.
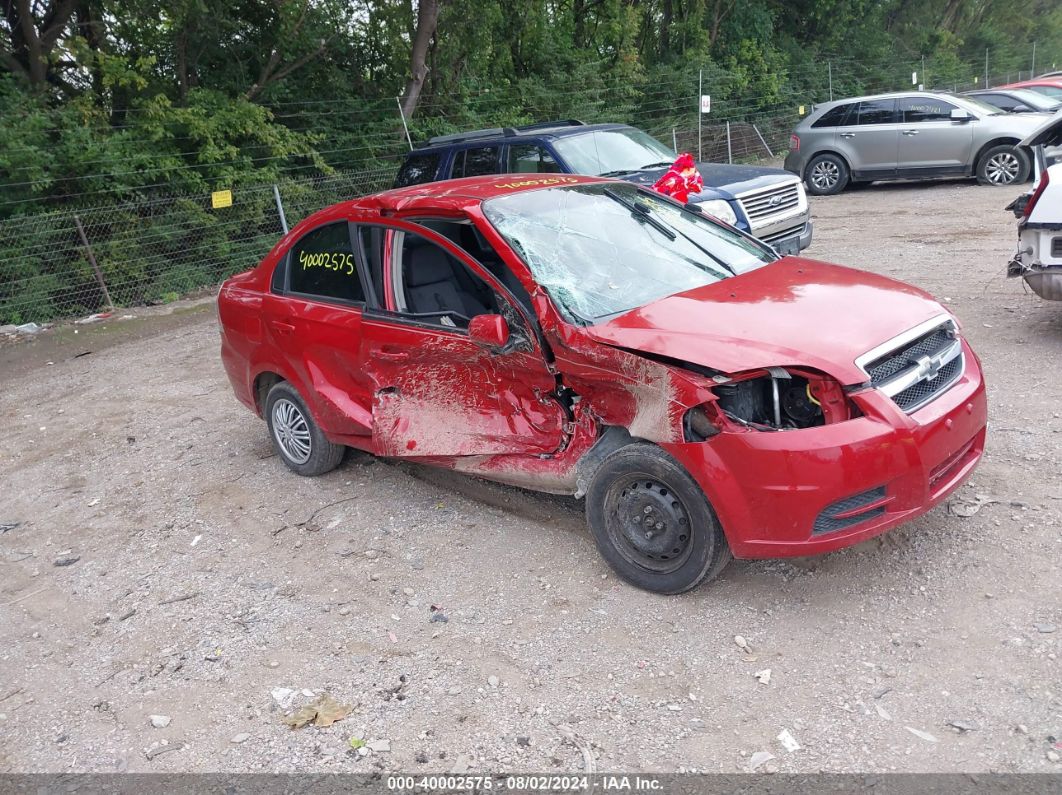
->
810;160;840;190
986;152;1020;184
272;398;312;464
604;474;693;574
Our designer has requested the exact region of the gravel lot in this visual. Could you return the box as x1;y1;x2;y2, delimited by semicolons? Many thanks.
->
1;179;1060;775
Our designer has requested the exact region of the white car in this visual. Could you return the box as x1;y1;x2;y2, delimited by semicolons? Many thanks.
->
1007;114;1062;300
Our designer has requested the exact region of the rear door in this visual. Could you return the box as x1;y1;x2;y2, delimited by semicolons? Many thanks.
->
835;98;900;176
897;96;973;172
261;220;374;439
356;221;565;458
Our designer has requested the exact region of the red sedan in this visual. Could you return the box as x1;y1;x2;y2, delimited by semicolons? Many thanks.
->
218;174;987;593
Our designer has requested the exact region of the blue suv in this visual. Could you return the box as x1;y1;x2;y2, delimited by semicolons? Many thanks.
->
394;120;813;254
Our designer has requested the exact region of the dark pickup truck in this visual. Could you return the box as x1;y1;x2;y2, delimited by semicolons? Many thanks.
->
394;120;813;254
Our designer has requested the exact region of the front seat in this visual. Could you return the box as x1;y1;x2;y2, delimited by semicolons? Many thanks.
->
404;243;489;322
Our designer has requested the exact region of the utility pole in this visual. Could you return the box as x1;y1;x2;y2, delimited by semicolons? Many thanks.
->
921;55;926;89
1032;41;1037;77
697;69;703;162
985;48;989;87
828;61;833;101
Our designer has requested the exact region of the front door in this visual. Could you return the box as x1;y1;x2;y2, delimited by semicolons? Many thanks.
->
897;96;974;172
357;222;565;458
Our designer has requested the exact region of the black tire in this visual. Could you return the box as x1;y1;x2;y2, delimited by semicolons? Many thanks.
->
585;444;732;594
804;153;849;195
264;381;344;476
976;144;1030;186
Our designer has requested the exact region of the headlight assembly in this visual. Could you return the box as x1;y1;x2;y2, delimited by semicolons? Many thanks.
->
696;199;738;226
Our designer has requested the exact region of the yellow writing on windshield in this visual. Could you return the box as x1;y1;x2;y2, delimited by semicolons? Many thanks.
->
493;176;581;190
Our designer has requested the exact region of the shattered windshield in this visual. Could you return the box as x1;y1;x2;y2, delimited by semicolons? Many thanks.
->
551;129;676;176
482;183;776;323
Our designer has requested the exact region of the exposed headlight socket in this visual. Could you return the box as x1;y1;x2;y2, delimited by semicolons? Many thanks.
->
766;366;791;428
683;406;721;442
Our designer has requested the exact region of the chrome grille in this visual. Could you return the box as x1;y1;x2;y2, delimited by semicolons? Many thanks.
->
858;318;964;414
890;356;962;412
762;223;806;244
865;327;954;382
737;183;803;225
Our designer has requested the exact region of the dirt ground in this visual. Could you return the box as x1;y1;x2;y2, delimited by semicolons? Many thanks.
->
1;179;1060;775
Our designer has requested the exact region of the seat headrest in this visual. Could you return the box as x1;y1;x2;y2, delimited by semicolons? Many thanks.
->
406;244;456;287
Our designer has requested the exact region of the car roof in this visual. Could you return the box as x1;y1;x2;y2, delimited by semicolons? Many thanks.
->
1002;79;1062;88
295;174;611;228
409;121;631;152
808;90;965;111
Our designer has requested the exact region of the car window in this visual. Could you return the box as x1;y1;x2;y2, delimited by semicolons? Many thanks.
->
412;218;535;312
975;93;1019;111
508;144;561;174
394;152;441;187
551;128;675;176
362;227;505;329
856;99;898;125
287;222;364;303
900;97;958;123
812;104;854;128
1030;85;1062;99
452;146;502;178
1011;89;1061;111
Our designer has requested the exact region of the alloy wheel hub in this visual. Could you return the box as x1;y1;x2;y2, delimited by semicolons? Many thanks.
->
272;398;312;464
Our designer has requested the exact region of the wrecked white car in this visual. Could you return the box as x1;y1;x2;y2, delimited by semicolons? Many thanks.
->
1007;112;1062;300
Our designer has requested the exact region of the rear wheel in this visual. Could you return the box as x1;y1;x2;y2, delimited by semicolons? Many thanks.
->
265;381;344;476
586;444;731;594
976;144;1030;186
804;153;849;195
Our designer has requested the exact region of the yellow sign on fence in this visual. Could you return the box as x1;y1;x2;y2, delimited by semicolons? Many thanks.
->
211;189;233;209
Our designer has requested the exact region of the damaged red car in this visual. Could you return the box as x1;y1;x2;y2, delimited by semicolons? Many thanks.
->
218;174;987;593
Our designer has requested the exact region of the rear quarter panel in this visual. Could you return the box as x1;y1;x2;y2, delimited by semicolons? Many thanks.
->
218;273;265;413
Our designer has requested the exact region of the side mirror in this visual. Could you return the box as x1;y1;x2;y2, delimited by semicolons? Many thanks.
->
468;314;510;349
950;108;972;122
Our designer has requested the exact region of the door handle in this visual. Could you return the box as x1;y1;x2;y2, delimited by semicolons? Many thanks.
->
902;129;919;136
269;319;295;335
375;350;409;362
839;132;856;139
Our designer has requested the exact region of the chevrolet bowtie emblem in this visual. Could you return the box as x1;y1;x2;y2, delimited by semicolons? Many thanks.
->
915;354;945;381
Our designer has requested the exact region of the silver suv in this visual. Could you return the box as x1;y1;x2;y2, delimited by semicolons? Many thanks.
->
784;92;1051;195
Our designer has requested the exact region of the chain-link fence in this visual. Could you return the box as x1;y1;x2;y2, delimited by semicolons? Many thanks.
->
0;117;790;327
0;167;396;326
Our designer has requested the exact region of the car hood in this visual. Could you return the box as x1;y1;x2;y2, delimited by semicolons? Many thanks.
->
620;161;797;201
584;257;949;385
1020;110;1062;147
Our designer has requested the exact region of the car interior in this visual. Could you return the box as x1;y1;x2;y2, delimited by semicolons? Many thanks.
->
407;220;534;311
400;235;495;326
358;219;535;330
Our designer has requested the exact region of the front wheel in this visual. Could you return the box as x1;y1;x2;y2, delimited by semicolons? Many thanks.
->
585;444;731;594
265;381;344;476
804;153;849;195
976;145;1030;186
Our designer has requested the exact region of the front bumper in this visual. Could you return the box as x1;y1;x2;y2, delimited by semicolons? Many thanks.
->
662;340;987;559
768;220;813;255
